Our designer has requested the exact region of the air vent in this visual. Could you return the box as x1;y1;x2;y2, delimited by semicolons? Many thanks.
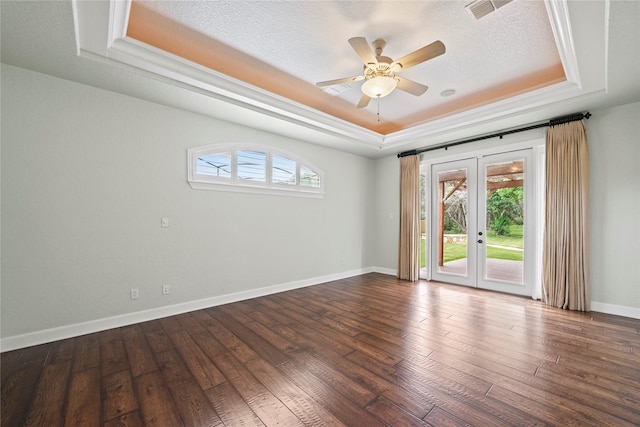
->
492;0;513;8
466;0;512;19
321;83;352;96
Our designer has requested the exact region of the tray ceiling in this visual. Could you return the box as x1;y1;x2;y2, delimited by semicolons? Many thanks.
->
27;0;625;155
125;0;565;135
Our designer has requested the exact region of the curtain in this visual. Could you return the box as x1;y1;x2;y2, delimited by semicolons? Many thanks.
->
398;155;421;281
542;120;590;311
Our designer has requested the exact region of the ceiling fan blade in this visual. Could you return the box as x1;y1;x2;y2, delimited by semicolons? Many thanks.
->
396;77;428;96
348;37;378;68
316;75;364;87
356;94;371;109
390;40;446;72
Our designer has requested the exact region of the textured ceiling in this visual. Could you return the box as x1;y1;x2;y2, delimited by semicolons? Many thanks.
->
127;0;565;134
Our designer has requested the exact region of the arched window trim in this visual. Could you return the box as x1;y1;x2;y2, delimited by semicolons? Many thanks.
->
187;143;324;198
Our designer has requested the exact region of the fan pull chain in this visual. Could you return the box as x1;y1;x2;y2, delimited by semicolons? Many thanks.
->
377;96;381;123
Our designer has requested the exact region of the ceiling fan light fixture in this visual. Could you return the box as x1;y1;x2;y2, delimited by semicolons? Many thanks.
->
361;76;398;98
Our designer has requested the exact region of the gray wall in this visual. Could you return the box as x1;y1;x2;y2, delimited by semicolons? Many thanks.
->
1;65;374;338
2;64;638;343
588;101;640;310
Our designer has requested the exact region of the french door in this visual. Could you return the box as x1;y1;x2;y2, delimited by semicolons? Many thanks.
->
428;149;534;296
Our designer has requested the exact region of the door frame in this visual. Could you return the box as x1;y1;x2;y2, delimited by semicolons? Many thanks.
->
429;157;478;287
476;149;534;295
420;138;545;299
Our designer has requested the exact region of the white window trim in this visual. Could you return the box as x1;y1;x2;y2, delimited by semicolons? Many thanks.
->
187;143;324;198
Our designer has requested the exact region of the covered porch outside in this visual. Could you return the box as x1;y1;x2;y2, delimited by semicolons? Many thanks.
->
437;257;524;283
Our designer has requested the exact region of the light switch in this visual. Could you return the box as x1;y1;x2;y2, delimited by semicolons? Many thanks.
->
161;217;170;228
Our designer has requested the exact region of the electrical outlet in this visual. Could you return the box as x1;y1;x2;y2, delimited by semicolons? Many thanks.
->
130;288;139;299
162;284;170;295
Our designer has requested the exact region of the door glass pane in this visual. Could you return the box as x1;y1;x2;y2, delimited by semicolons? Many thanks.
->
437;168;468;276
484;160;524;283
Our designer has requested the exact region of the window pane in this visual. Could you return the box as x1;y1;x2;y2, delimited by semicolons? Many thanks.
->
300;166;320;188
237;150;266;182
437;167;468;276
197;153;231;178
272;155;296;185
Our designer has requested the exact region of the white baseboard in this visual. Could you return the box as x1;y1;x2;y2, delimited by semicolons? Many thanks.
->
372;266;397;276
1;267;390;352
591;301;640;319
7;269;633;352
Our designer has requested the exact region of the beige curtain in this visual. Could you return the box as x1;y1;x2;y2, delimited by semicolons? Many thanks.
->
398;155;421;281
542;120;590;311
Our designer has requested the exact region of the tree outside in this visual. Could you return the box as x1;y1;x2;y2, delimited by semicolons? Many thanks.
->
420;178;524;268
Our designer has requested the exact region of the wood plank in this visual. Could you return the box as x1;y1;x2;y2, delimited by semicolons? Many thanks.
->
366;397;432;427
165;329;226;390
196;310;263;363
487;384;615;426
63;367;101;427
391;360;549;426
100;329;129;377
277;359;385;427
177;313;207;334
48;338;76;365
1;349;25;384
103;411;145;427
102;369;138;422
1;360;43;427
534;365;640;420
16;343;53;367
430;347;638;426
212;351;304;426
22;360;72;427
140;320;174;354
121;325;158;377
191;330;228;360
204;381;265;427
242;317;302;355
156;349;223;426
423;406;470;427
208;307;290;367
244;357;346;426
72;333;100;373
537;361;640;397
295;346;434;420
287;351;377;408
133;371;184;427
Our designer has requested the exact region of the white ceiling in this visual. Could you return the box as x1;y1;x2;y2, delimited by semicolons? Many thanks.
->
2;1;639;158
132;0;561;122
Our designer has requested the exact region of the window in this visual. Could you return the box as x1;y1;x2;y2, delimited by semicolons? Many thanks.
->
196;152;232;178
188;144;324;197
272;155;297;186
237;150;266;182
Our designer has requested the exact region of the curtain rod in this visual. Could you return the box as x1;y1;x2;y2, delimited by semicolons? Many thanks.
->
397;111;591;158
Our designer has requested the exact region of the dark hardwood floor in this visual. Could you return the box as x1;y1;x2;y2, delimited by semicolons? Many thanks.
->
2;273;640;426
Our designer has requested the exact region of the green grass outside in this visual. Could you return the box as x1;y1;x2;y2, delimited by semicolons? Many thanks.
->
420;224;524;268
485;224;523;249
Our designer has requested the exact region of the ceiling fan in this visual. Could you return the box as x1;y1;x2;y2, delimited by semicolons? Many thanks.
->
316;37;446;109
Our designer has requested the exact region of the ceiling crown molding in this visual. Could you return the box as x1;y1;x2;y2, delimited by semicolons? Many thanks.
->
72;0;606;154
